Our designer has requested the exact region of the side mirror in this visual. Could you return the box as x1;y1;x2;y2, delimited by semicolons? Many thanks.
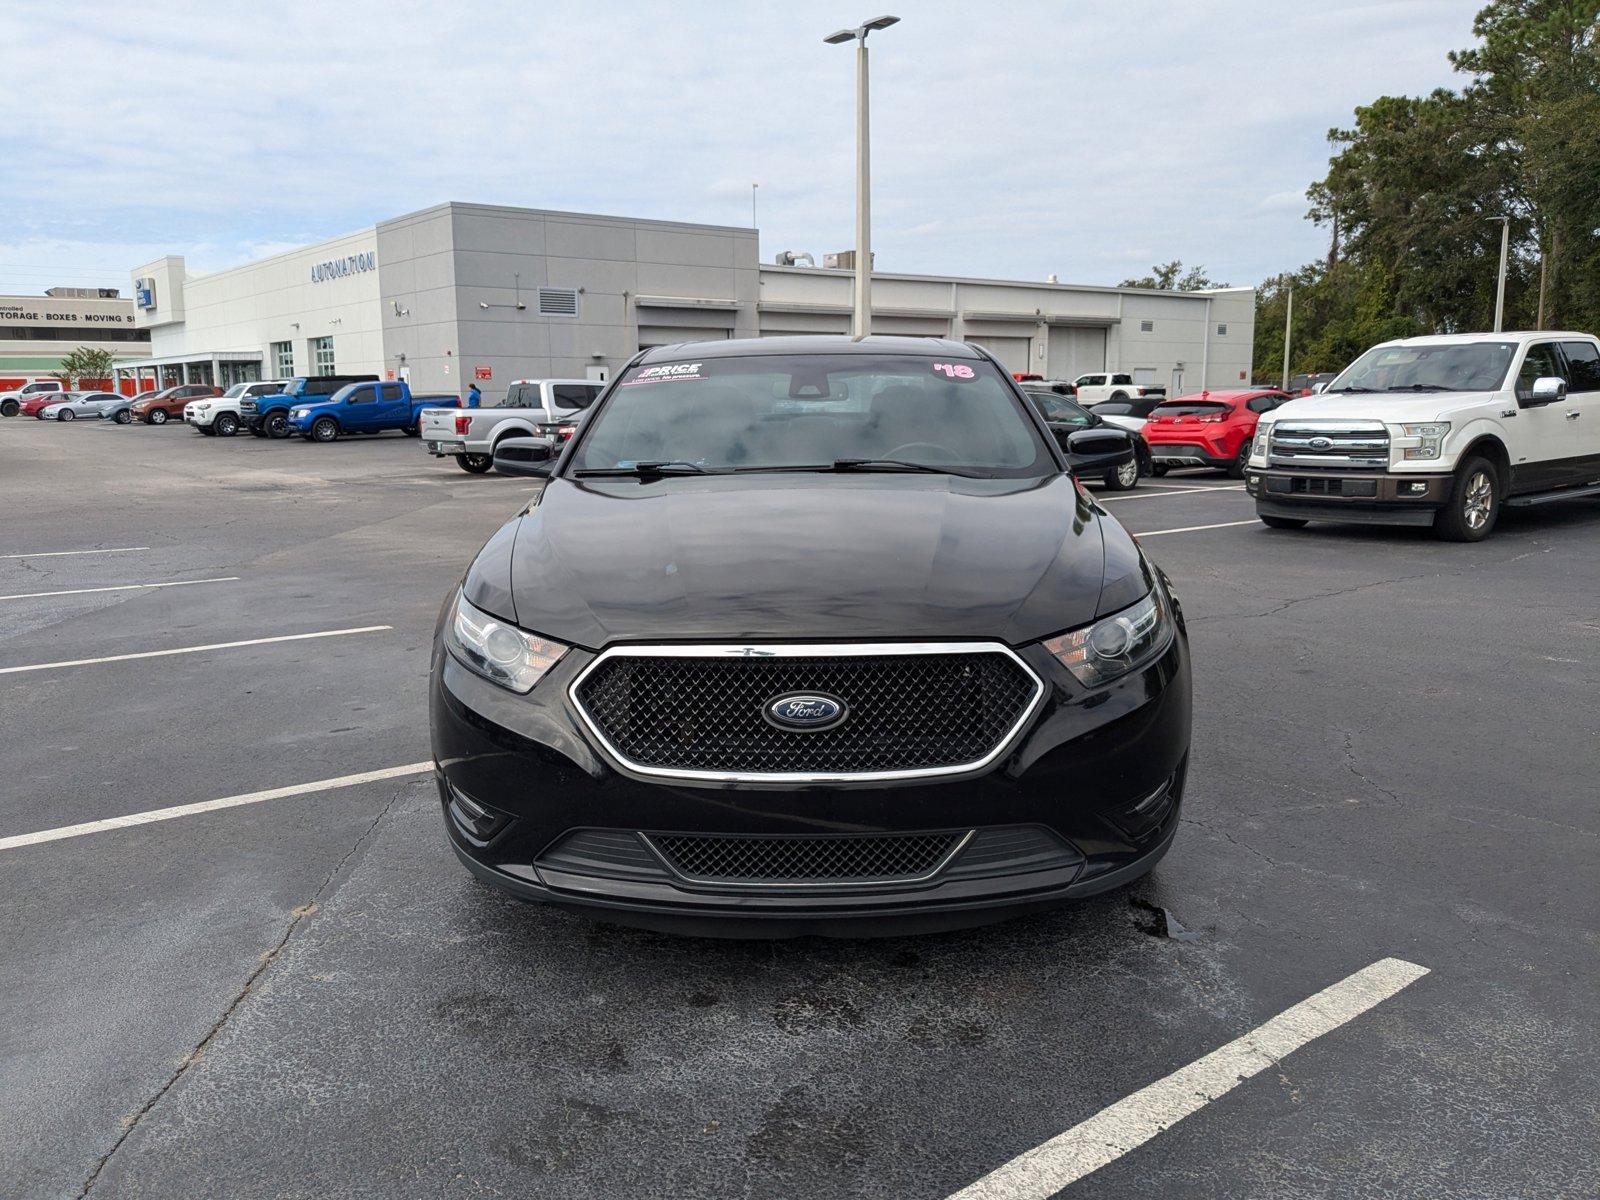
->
492;436;555;477
1311;382;1328;394
1526;376;1568;406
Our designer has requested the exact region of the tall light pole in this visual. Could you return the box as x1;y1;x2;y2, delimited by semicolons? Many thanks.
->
1489;215;1510;332
825;15;899;339
1281;288;1293;392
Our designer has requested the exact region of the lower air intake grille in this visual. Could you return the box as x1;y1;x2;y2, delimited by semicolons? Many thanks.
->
649;831;964;885
573;645;1041;779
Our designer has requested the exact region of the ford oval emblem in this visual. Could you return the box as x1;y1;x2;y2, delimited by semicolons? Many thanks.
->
1309;436;1334;451
763;692;848;732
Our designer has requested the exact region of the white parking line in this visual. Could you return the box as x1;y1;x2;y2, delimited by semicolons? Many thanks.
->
947;957;1431;1200
1100;486;1247;504
1136;519;1259;537
0;546;151;560
0;576;238;602
0;625;393;676
0;762;435;854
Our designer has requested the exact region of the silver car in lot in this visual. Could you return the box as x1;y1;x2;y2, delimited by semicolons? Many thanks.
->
39;391;126;421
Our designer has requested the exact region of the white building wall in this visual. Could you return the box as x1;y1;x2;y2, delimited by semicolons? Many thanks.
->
133;229;383;379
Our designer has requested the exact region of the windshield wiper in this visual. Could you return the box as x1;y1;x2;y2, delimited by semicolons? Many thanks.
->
1399;383;1457;392
1335;386;1379;394
733;458;983;478
574;461;720;479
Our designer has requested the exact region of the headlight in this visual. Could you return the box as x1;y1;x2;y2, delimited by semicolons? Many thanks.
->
194;403;210;411
446;593;567;693
1401;422;1449;460
291;408;306;418
1044;583;1174;687
1251;424;1271;458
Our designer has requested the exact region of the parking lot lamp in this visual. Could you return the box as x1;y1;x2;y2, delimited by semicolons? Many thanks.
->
825;15;899;339
1489;215;1509;332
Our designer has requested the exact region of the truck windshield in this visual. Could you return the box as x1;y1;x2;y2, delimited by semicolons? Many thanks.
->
1330;342;1516;393
568;354;1055;478
223;384;249;398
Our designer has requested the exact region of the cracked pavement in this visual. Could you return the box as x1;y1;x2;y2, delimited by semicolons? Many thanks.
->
2;423;1596;1198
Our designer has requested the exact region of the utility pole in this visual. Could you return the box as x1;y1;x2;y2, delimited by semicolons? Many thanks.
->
1490;216;1510;332
826;16;899;339
1281;288;1293;392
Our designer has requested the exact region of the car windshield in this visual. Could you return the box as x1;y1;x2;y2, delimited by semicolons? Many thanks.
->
568;353;1054;478
1330;342;1516;393
223;384;248;397
1090;401;1134;416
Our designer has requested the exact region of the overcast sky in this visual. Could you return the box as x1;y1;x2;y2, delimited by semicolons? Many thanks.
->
2;0;1479;297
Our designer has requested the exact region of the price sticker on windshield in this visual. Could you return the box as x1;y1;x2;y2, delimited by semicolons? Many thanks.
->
933;362;975;379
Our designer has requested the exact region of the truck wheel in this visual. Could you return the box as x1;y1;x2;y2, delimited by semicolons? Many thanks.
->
264;412;290;439
1259;514;1308;530
1102;459;1139;491
114;409;132;424
1109;391;1129;403
310;416;340;443
1433;456;1499;542
0;399;17;417
457;453;494;474
215;413;239;437
148;408;169;425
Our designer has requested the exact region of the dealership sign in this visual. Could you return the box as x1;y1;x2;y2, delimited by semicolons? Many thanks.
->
135;278;156;309
309;251;376;283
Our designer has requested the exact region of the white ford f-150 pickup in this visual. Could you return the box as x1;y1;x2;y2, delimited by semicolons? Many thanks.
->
421;378;603;473
1246;331;1600;541
1070;372;1166;407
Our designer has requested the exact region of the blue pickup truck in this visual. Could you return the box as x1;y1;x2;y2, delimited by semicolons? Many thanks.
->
287;380;459;442
242;375;378;438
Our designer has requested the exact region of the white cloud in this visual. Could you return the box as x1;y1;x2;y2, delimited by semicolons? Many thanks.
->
0;0;1477;295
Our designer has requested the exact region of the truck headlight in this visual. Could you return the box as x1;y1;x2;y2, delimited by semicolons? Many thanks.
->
1043;581;1174;688
291;408;306;419
1251;425;1271;458
446;593;567;693
1401;422;1449;460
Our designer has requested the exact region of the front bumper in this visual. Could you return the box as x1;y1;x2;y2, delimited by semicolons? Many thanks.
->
1246;468;1452;526
430;623;1192;936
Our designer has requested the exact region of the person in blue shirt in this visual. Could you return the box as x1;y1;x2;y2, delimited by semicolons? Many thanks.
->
466;383;482;408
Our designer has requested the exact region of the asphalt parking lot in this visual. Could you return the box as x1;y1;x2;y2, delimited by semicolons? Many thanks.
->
2;416;1597;1200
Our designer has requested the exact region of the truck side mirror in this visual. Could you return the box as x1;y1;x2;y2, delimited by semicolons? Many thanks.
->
1527;376;1568;406
492;436;555;477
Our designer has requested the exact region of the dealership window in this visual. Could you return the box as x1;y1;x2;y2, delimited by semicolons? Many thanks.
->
311;336;335;376
1217;323;1229;335
1139;319;1154;332
272;340;294;377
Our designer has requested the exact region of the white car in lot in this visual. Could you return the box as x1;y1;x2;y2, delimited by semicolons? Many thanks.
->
1070;372;1166;407
185;380;287;437
39;391;126;421
1248;330;1600;541
421;378;603;473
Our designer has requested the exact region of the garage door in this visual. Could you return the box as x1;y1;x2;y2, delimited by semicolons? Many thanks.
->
966;336;1031;374
1046;327;1106;379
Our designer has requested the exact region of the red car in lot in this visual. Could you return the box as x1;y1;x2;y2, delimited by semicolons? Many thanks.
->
1142;388;1291;477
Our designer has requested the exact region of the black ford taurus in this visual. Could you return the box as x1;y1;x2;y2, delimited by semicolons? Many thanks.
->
430;337;1191;936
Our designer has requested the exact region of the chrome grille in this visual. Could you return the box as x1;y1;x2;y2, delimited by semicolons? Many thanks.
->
571;643;1043;781
240;398;258;415
1270;424;1389;468
648;831;966;886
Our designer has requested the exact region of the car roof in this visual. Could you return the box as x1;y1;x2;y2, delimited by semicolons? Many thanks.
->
1161;389;1283;403
506;378;602;385
1377;330;1596;348
635;335;984;364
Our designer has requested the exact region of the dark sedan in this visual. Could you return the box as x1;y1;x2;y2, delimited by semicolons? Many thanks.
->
431;337;1191;936
1023;386;1146;489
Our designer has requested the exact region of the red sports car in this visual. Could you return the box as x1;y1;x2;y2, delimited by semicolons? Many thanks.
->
1142;388;1290;477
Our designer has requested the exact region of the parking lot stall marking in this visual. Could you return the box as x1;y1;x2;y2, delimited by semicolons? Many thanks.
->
1099;486;1248;505
0;625;394;676
0;546;151;560
0;763;435;854
947;957;1431;1200
0;577;239;602
1135;520;1261;538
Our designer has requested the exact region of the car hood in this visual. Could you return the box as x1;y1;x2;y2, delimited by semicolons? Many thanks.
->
469;473;1120;649
1271;391;1492;423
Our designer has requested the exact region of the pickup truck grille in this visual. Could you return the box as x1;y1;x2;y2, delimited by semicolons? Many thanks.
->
572;644;1043;781
240;399;258;415
1269;424;1389;469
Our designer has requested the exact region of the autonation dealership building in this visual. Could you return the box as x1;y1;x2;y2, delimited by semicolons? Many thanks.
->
126;202;1254;395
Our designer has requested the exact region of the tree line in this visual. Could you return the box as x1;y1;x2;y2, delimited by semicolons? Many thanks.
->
1127;1;1598;383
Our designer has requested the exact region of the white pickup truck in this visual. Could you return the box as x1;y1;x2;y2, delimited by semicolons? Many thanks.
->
1070;372;1166;407
0;379;65;417
421;378;603;473
1246;330;1600;541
